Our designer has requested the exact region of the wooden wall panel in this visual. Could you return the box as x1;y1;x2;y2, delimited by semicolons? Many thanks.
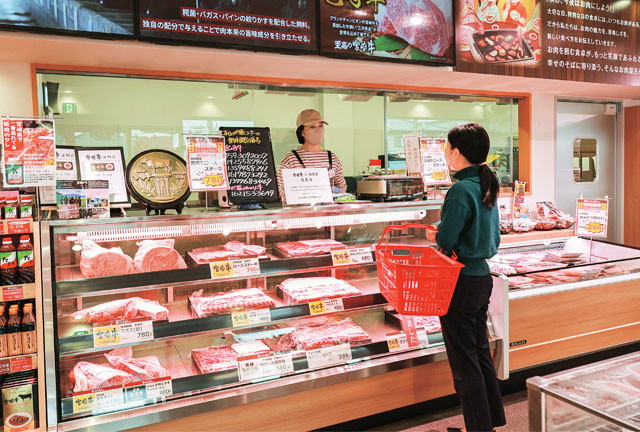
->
624;105;640;247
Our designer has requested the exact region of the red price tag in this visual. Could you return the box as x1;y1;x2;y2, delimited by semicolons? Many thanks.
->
2;286;24;301
0;358;10;374
7;220;31;234
10;355;33;372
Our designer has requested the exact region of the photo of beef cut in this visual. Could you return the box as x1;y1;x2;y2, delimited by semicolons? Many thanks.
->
377;0;452;57
134;239;187;273
69;361;133;393
79;240;137;279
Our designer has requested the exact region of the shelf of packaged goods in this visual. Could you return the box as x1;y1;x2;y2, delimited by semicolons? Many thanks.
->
0;353;37;374
500;228;575;244
0;283;36;301
0;219;33;235
54;249;379;298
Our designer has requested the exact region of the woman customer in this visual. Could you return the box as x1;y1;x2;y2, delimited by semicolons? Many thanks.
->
426;123;506;432
277;109;347;204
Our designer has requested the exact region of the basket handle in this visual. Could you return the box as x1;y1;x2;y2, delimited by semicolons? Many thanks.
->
377;223;459;261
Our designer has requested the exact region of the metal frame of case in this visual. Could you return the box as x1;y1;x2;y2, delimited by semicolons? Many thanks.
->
38;202;509;432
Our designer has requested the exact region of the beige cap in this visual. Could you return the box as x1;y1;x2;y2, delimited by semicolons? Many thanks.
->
296;109;328;128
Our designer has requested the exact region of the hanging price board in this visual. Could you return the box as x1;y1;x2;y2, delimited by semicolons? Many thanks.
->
93;321;154;348
308;298;344;315
210;258;260;279
306;343;352;369
331;247;373;266
575;198;609;237
231;308;271;327
237;353;294;381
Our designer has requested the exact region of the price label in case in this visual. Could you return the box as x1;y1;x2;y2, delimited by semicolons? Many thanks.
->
210;258;260;279
306;343;352;369
386;329;429;352
73;387;124;414
331;248;373;266
93;321;154;348
124;378;172;403
93;325;121;347
72;393;96;413
238;353;294;381
308;298;344;315
231;308;271;327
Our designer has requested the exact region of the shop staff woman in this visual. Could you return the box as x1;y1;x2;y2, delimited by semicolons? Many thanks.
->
277;109;347;204
426;123;506;432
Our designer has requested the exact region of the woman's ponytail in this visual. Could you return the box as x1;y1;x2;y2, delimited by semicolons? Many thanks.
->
480;164;499;209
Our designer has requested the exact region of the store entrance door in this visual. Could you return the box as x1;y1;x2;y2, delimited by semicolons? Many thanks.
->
556;101;617;241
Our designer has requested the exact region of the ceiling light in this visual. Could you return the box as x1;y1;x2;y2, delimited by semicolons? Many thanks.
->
64;90;72;93
207;96;214;99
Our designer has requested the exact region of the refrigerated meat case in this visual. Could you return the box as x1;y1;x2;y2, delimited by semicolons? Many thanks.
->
41;201;509;432
492;236;640;372
527;351;640;431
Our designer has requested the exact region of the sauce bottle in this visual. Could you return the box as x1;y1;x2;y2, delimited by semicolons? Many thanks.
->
17;236;34;284
7;305;22;356
21;303;36;354
0;198;5;220
0;238;17;286
0;305;7;358
4;199;18;220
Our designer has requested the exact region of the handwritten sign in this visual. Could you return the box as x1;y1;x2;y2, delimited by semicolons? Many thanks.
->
186;135;229;191
281;168;332;205
220;127;279;205
576;198;608;237
404;135;422;177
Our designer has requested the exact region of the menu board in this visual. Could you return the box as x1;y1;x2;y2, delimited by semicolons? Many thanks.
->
77;147;130;205
0;1;134;37
456;0;640;86
1;118;56;187
220;127;279;205
319;0;454;65
186;135;228;191
138;0;317;53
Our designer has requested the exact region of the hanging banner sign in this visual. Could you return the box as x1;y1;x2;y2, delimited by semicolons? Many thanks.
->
575;198;608;237
186;135;229;191
1;118;56;187
420;137;450;185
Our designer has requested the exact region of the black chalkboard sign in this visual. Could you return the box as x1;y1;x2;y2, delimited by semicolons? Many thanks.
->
220;127;279;205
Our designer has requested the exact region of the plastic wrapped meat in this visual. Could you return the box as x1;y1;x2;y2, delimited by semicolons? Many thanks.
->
507;276;536;288
191;341;271;374
190;248;245;263
69;361;133;393
278;277;361;305
134;239;187;273
276;318;371;351
189;288;276;318
273;239;346;258
413;316;442;333
556;215;576;229
72;298;169;323
224;241;266;256
104;347;170;381
534;218;557;231
80;240;137;279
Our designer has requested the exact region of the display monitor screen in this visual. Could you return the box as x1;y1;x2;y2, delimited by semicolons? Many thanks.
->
319;0;455;65
0;0;135;37
138;0;317;53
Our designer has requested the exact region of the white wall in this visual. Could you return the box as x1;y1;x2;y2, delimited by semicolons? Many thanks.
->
0;62;32;117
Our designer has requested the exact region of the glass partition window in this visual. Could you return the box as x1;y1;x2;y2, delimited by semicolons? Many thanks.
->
573;138;597;183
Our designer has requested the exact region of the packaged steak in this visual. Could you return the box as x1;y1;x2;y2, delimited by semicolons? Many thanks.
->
275;318;371;351
191;341;271;374
273;239;346;258
80;240;137;279
413;316;442;333
224;241;266;256
69;361;133;393
189;288;276;318
534;218;557;231
72;297;169;323
104;346;170;381
277;277;361;305
134;239;187;273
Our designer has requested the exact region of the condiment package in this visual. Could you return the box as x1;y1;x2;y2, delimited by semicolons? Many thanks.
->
1;384;36;431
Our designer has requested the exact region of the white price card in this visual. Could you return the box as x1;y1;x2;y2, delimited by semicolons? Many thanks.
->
231;308;272;327
306;343;352;369
386;329;429;352
331;247;373;266
124;377;173;403
210;257;260;279
281;168;333;205
308;298;344;315
575;198;608;237
93;321;154;348
237;353;294;381
73;386;124;414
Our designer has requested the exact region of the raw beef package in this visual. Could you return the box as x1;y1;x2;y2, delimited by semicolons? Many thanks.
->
188;241;266;265
80;240;137;279
277;277;361;305
134;239;187;273
224;241;266;256
72;297;169;323
189;288;276;318
273;239;346;258
191;340;271;374
104;346;170;381
69;361;133;393
276;318;371;351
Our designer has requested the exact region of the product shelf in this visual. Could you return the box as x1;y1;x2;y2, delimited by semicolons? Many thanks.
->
0;353;37;375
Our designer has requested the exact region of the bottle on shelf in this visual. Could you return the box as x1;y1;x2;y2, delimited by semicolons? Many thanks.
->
17;236;34;284
0;305;7;358
0;238;17;286
19;195;33;220
7;305;22;356
0;198;5;220
4;199;18;220
21;303;36;354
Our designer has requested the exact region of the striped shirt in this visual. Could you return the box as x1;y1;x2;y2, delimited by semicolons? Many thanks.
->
277;147;347;204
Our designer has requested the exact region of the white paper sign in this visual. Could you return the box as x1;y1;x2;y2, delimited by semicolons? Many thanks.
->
186;135;229;191
231;308;272;327
282;168;333;205
123;377;172;403
404;135;422;177
306;343;352;369
72;387;125;413
77;148;129;204
420;137;450;185
145;378;173;399
575;198;609;237
386;329;429;352
40;147;78;205
331;247;374;266
238;353;294;381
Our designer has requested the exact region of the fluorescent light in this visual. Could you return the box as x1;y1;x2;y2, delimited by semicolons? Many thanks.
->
64;90;72;94
207;96;214;99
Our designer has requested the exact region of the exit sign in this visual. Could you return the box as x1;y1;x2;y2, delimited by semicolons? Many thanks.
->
63;103;76;113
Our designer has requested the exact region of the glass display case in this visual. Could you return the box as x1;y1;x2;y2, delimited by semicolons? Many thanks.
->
40;202;509;431
527;352;640;431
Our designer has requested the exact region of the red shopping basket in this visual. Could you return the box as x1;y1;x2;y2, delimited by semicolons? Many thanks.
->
375;224;464;316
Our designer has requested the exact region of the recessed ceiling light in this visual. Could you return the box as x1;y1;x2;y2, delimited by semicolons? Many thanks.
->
64;90;72;93
207;96;214;99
